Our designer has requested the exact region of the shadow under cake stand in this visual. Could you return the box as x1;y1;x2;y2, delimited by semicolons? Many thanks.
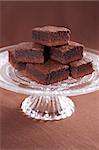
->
0;45;99;120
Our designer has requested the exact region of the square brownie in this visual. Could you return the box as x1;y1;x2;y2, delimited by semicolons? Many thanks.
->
12;42;45;63
32;26;71;46
69;57;94;78
26;60;69;85
50;41;84;64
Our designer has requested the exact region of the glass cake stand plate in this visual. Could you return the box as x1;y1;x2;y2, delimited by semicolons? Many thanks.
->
0;45;99;120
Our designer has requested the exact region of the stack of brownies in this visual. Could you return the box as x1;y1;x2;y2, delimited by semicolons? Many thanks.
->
9;26;94;85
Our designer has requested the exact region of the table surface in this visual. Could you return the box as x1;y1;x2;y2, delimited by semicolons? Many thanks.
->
0;88;99;150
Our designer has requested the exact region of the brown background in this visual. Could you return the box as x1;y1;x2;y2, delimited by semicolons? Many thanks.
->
0;1;99;49
0;1;99;150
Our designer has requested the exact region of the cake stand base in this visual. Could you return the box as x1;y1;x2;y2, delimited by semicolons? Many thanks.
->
21;95;75;120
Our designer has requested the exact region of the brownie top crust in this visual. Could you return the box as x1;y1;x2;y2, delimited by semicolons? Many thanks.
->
51;41;84;52
17;42;44;51
68;41;84;48
32;26;71;34
26;60;69;74
18;42;33;49
69;58;92;67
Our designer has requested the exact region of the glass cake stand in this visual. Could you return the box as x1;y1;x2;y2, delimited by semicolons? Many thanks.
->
0;45;99;120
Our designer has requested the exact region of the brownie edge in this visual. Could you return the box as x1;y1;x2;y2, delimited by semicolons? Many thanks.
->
32;26;71;46
26;60;69;85
9;51;26;71
69;58;94;78
50;41;84;64
13;42;44;63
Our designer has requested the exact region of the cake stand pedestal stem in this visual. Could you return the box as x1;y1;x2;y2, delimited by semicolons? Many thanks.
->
21;95;75;120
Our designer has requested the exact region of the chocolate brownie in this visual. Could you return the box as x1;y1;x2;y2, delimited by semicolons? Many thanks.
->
9;51;26;71
50;41;84;64
26;60;69;85
12;42;44;63
69;57;94;78
32;26;71;46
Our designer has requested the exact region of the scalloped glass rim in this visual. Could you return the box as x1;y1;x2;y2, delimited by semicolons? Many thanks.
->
0;45;99;96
